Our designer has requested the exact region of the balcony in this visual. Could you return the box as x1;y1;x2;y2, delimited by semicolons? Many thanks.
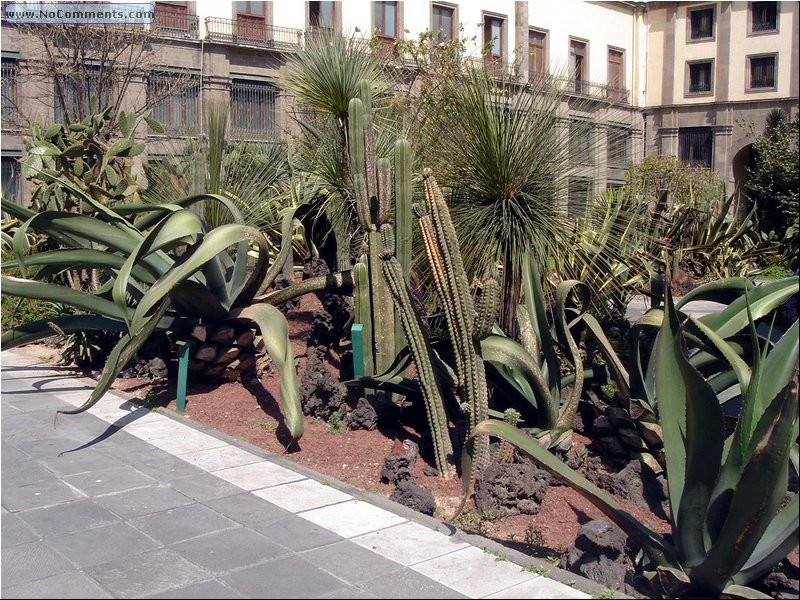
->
205;17;303;51
152;13;200;40
555;77;630;105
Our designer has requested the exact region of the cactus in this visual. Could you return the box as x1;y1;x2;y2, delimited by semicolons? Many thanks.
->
419;170;491;473
353;258;374;376
380;246;455;478
474;270;500;341
494;409;521;464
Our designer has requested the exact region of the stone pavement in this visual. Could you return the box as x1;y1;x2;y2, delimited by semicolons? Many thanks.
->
1;348;606;599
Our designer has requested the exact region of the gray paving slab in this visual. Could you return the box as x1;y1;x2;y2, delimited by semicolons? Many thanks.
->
47;521;162;568
12;436;93;459
141;579;246;599
1;477;84;512
1;459;59;487
359;568;471;599
93;485;194;518
1;512;41;547
0;540;74;588
86;548;213;598
1;442;31;464
204;492;294;525
62;464;157;496
16;498;121;537
319;587;381;599
129;503;238;545
167;472;244;502
1;569;114;599
251;513;345;551
170;526;289;574
302;540;405;584
220;555;352;599
36;448;124;477
133;451;210;481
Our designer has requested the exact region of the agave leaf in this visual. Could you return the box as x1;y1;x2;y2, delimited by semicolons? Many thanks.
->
692;388;796;593
6;249;155;284
700;277;799;339
683;316;753;396
169;280;228;321
733;494;799;586
629;308;664;405
582;313;631;397
229;304;303;442
655;287;723;568
460;420;674;567
57;299;171;416
553;279;589;430
252;206;300;300
130;225;261;331
481;334;555;427
113;210;204;327
1;276;129;321
676;278;754;309
522;252;560;400
720;585;773;599
0;315;133;349
134;193;245;231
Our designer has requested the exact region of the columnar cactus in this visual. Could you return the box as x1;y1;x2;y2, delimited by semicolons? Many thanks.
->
494;408;521;464
380;244;455;478
418;170;492;472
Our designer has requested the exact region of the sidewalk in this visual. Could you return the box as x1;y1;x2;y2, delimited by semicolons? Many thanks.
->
1;348;606;599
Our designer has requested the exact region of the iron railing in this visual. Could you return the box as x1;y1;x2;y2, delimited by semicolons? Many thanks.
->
205;17;303;50
554;76;630;104
152;14;199;40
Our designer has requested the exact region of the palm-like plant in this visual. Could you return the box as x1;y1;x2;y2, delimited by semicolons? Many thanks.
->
423;67;599;333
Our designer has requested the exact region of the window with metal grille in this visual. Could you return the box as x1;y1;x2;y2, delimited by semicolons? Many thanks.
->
751;2;777;32
568;177;593;219
529;29;547;74
148;73;199;131
231;80;275;135
432;4;454;41
749;55;776;88
570;119;593;164
690;7;714;40
1;58;17;119
54;70;109;123
679;127;713;168
2;156;20;204
483;15;504;59
688;60;713;93
607;126;629;168
374;1;397;38
309;1;335;32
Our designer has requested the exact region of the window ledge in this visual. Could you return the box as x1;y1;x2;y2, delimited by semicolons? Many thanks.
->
747;28;779;36
685;91;714;98
687;36;715;43
745;86;778;93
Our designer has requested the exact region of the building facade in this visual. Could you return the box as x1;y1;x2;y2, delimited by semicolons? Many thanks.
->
1;1;797;205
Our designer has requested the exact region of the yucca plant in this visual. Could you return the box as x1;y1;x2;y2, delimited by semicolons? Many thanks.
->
462;282;799;598
1;175;304;440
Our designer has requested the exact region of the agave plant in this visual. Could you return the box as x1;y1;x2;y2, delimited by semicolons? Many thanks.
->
462;282;799;598
1;175;304;440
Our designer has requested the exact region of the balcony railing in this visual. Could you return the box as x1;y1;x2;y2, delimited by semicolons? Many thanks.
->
152;13;200;40
205;17;303;50
554;76;630;104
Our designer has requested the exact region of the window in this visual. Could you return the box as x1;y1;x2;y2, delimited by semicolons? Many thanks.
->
679;127;713;167
374;1;397;39
2;58;17;120
529;29;547;75
689;7;714;40
148;73;200;132
569;119;593;164
309;1;335;33
748;54;776;89
607;48;625;100
688;60;713;94
231;80;276;136
154;2;191;33
431;4;455;41
236;1;267;43
54;71;109;123
751;1;778;32
568;177;593;219
483;15;504;60
569;39;587;93
607;126;629;168
1;155;19;203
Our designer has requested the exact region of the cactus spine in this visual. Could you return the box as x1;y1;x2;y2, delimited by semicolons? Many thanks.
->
419;171;491;473
380;247;455;478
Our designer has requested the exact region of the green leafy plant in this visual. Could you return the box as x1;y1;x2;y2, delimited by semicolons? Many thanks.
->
461;282;799;598
326;410;345;434
1;177;304;441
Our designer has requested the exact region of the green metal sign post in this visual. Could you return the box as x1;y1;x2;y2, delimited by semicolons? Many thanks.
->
176;340;191;413
351;323;365;378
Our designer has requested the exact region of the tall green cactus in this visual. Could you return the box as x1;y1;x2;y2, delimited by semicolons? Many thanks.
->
353;258;374;376
379;243;455;478
418;170;492;473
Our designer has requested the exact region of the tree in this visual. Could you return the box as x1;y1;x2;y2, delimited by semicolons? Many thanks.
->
746;108;799;268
